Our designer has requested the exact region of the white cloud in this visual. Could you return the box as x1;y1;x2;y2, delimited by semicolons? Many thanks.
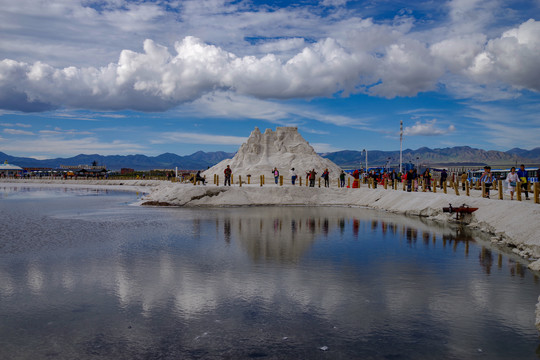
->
0;135;146;157
0;122;31;128
311;142;344;153
0;1;538;114
403;119;456;136
151;132;247;146
3;128;34;135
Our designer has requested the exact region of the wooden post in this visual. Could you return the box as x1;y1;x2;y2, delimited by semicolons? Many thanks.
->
422;179;426;192
517;181;522;201
466;181;470;196
247;175;251;184
348;177;350;188
216;175;219;186
481;182;485;197
260;175;263;187
299;177;302;186
279;175;283;186
384;178;388;189
443;181;447;194
318;178;321;187
454;183;459;196
214;174;217;184
239;175;242;187
498;180;503;200
262;174;265;185
475;180;480;190
534;182;539;204
231;174;234;186
402;179;406;191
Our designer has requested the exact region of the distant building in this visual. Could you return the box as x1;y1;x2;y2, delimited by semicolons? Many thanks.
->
0;161;23;177
121;168;134;175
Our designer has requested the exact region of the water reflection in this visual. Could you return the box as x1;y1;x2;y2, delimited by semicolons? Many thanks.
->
0;187;539;359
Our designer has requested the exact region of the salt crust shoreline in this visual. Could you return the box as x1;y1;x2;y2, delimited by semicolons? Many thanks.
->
3;179;540;329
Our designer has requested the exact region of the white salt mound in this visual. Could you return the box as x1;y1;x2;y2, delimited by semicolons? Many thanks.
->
203;127;345;182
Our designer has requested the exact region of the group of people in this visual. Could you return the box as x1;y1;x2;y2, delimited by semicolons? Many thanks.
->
478;164;533;200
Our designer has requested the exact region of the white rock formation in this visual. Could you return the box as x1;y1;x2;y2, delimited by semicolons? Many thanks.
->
203;127;345;182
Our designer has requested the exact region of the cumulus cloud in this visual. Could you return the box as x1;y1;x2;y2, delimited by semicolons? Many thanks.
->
403;119;456;136
0;1;539;113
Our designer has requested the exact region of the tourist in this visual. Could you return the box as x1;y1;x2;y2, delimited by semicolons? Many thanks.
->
322;168;330;187
506;167;519;200
195;171;206;185
273;167;280;184
461;172;468;191
309;169;317;187
224;165;232;186
406;169;414;192
290;168;297;185
517;164;529;200
480;166;494;198
440;169;448;189
423;168;432;191
339;170;346;188
352;169;360;188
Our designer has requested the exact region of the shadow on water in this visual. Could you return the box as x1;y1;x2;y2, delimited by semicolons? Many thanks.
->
0;187;539;359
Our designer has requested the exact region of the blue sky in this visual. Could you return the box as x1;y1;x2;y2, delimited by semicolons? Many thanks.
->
0;0;539;158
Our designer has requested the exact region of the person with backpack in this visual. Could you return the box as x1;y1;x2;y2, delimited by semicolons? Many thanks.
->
322;169;330;187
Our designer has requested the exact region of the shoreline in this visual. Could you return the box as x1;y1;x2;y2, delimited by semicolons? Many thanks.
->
3;179;539;261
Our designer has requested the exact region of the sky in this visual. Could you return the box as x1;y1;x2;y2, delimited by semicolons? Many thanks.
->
0;0;539;159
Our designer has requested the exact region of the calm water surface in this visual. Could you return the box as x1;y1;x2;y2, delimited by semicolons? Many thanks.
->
0;185;539;359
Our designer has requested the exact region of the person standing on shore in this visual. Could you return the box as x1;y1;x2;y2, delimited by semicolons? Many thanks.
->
273;167;280;184
517;164;530;200
290;168;297;185
480;166;494;198
224;165;232;186
309;169;317;187
423;168;432;191
506;167;519;200
461;172;468;191
339;170;346;188
322;168;330;187
440;169;448;189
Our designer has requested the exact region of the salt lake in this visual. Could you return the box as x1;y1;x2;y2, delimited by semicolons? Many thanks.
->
0;185;539;359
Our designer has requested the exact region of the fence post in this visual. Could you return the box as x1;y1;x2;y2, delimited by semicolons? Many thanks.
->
231;174;234;186
384;178;388;189
262;174;265;185
239;175;242;187
348;177;350;188
260;175;263;187
247;175;251;184
466;181;470;196
498;180;503;200
481;182;485;197
517;181;522;201
216;175;219;186
280;175;283;186
318;178;321;188
443;181;447;194
299;177;302;186
402;179;406;191
534;182;539;204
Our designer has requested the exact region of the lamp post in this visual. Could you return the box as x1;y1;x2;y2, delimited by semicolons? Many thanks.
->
363;149;368;173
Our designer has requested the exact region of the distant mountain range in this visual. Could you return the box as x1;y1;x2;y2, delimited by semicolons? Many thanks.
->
0;151;235;171
322;146;540;168
1;146;539;170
